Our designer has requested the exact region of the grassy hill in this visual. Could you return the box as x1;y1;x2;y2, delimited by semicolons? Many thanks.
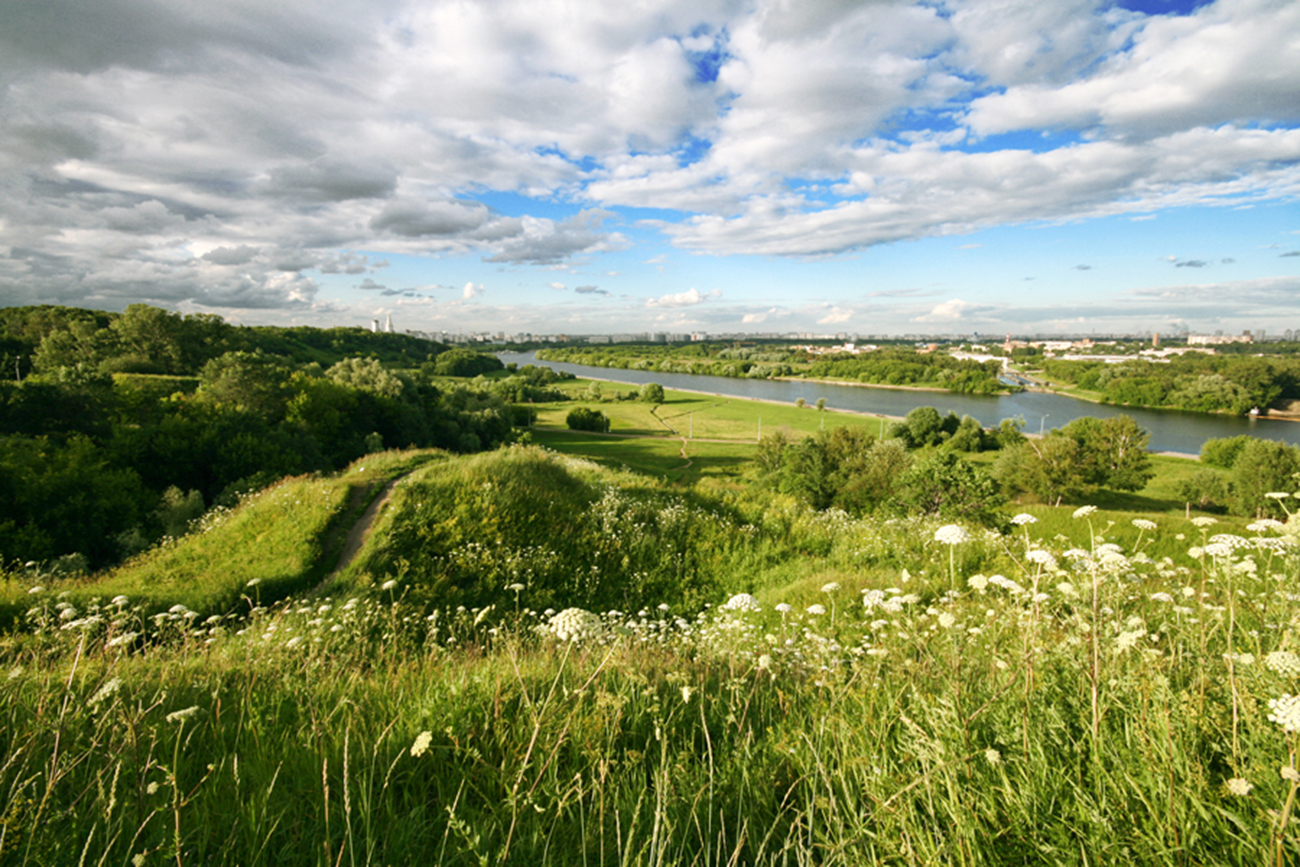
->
2;444;1298;864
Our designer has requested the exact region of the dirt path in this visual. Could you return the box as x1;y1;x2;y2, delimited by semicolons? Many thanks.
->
326;475;406;582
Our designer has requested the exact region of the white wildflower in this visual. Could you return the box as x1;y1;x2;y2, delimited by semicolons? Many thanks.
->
984;748;1002;766
165;706;201;724
1268;695;1300;733
934;525;970;545
938;612;956;629
1226;777;1253;796
1284;765;1300;783
548;608;603;642
380;580;398;591
721;593;761;612
1072;506;1097;519
89;678;122;707
1131;519;1157;531
820;582;841;594
967;574;989;592
1266;652;1300;676
807;604;826;616
410;730;433;757
1191;516;1218;528
1011;513;1037;526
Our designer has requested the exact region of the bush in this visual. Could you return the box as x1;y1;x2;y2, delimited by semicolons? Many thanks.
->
566;407;610;433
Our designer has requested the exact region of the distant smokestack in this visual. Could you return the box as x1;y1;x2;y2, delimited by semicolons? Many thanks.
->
372;319;379;333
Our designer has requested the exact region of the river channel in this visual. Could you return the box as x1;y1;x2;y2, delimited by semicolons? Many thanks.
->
499;350;1300;456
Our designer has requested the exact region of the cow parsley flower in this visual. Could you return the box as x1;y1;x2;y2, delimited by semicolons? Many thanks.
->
548;608;603;642
967;574;989;592
820;582;841;594
1072;506;1097;519
1131;519;1157;531
934;525;970;545
984;748;1002;766
721;593;761;612
165;706;201;724
1226;777;1253;796
1010;513;1037;526
1266;652;1300;677
1191;516;1218;528
1268;695;1300;733
807;604;826;616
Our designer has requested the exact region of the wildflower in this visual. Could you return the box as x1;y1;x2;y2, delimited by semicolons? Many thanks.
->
1011;513;1037;526
1149;593;1174;603
1187;546;1204;560
967;574;988;592
757;654;773;671
1268;695;1300;733
820;582;841;594
680;686;694;704
165;706;201;724
1072;505;1097;519
1191;516;1218;528
807;604;826;616
862;589;886;610
507;583;525;593
1284;766;1300;783
111;595;129;606
1204;542;1233;559
1266;652;1300;676
984;748;1002;766
1131;518;1157;531
1026;550;1058;571
27;586;44;594
721;593;761;612
146;782;160;795
1249;519;1285;532
380;580;398;591
1226;777;1253;796
775;603;792;614
1116;630;1145;652
89;678;122;707
1265;492;1292;500
245;578;261;588
548;608;603;642
938;612;956;629
934;525;970;545
410;730;433;757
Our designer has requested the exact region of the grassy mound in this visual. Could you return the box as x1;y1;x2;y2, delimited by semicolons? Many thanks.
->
338;445;748;612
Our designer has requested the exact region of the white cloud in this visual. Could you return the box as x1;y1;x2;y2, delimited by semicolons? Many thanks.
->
646;287;718;308
462;281;483;299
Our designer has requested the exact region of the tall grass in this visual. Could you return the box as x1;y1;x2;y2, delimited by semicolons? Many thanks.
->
2;450;1299;864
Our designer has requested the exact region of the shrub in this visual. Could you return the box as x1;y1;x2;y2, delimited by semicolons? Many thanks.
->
566;407;610;433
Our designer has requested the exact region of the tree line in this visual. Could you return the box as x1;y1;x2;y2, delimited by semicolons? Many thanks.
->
0;304;519;570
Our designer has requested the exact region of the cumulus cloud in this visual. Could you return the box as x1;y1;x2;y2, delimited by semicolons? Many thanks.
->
0;0;1297;324
646;287;718;308
462;281;483;299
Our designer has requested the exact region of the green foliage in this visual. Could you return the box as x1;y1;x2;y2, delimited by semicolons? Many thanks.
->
638;382;665;403
1174;468;1231;512
997;415;1154;505
433;348;505;377
1230;438;1300;517
1043;353;1299;415
891;450;1008;529
326;356;406;398
346;448;738;612
566;406;611;432
0;435;147;567
1201;434;1254;469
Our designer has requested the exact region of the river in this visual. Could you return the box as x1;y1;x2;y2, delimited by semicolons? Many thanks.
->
498;351;1300;456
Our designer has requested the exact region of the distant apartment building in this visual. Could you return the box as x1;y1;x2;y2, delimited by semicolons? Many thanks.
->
1188;333;1254;346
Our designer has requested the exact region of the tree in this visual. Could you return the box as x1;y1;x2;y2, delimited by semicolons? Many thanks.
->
327;357;406;399
891;451;1007;529
639;382;665;404
1059;415;1154;492
1200;435;1252;469
1230;438;1300;517
433;348;505;377
566;407;610;433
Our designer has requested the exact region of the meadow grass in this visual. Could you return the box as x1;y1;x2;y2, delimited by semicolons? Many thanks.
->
531;382;889;442
3;478;1299;864
4;447;1300;864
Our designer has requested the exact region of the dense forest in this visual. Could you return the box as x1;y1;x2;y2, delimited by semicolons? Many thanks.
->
0;304;518;569
537;343;1009;394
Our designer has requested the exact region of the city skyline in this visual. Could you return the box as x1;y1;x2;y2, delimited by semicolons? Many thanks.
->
1;0;1298;336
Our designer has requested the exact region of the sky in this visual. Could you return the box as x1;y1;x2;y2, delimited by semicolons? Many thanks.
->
1;0;1298;337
